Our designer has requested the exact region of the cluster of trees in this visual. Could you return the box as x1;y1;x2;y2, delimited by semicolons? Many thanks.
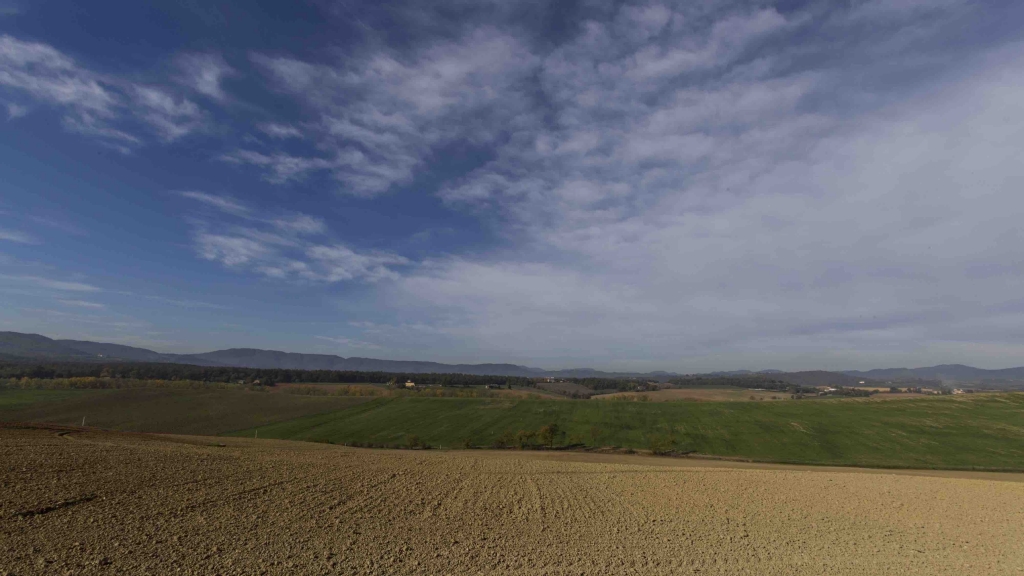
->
560;378;645;391
667;375;818;395
536;377;665;395
0;361;533;388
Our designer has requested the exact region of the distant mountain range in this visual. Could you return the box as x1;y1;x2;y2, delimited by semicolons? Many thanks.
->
841;365;1024;382
0;332;663;378
2;331;1023;384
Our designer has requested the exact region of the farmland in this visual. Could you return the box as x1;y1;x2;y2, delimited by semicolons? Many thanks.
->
594;387;794;402
2;386;1023;470
228;393;1024;470
0;388;371;435
2;386;1024;574
271;382;565;400
2;425;1022;575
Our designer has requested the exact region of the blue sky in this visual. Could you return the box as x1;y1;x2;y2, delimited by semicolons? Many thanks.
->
1;0;1023;371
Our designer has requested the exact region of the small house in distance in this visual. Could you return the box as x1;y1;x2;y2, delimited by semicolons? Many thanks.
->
404;380;416;389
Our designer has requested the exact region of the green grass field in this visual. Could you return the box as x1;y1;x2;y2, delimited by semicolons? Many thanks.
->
0;388;372;436
4;386;1022;470
227;393;1024;470
0;389;93;410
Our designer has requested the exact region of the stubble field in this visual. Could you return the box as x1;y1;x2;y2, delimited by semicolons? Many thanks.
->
2;424;1023;575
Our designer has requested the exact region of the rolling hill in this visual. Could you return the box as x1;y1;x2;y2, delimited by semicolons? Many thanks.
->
0;332;565;376
842;364;1024;383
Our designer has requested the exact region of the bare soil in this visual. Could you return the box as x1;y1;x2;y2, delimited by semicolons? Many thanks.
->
2;424;1023;575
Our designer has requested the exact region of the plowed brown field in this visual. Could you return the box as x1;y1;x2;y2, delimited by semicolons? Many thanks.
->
2;425;1022;575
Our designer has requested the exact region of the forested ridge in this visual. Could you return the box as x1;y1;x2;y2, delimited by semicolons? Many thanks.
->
0;361;540;387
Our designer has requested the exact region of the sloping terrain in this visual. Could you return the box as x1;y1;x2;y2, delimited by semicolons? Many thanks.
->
228;394;1024;470
775;370;878;387
1;426;1022;575
0;332;94;360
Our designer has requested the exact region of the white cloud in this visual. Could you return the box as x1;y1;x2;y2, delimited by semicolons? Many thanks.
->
315;335;382;350
5;101;25;118
0;35;208;147
0;11;786;186
0;274;101;292
0;227;34;243
254;1;1007;370
235;28;539;195
0;36;116;111
381;45;1024;369
846;0;968;22
306;245;408;282
272;214;326;235
195;232;273;267
185;197;406;283
57;299;105;309
616;4;673;42
258;122;303;139
195;229;408;283
219;149;341;184
179;191;250;216
143;295;225;310
625;8;790;80
175;52;235;101
7;1;1020;369
131;86;203;141
179;192;377;282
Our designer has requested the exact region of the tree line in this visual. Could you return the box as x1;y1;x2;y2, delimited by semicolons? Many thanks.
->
0;361;533;388
668;375;819;394
0;361;826;395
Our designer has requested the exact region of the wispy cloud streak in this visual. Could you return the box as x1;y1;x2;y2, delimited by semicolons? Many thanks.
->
0;274;101;292
179;192;408;283
0;227;34;243
0;35;208;148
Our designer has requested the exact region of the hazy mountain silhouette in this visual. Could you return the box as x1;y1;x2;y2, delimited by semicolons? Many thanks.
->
4;331;1023;382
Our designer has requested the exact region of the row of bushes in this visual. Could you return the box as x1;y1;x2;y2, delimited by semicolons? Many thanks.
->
484;424;684;455
315;436;435;450
315;425;687;455
489;424;567;449
598;393;653;402
281;385;387;397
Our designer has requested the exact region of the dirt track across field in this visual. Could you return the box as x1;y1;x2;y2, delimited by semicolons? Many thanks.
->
2;425;1023;575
